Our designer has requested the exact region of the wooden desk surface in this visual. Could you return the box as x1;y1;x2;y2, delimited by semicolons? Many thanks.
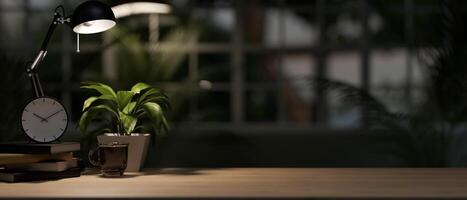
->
1;168;467;199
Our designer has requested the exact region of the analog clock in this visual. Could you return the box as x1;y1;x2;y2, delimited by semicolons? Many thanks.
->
21;97;68;143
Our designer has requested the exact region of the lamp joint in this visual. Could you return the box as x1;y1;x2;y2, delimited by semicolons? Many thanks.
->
54;16;71;25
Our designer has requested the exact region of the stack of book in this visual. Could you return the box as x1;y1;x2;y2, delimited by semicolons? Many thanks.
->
0;142;82;183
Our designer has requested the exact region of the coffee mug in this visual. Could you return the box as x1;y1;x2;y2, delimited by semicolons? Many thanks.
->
89;142;128;177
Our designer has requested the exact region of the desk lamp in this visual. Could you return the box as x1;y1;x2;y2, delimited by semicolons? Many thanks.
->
21;1;116;143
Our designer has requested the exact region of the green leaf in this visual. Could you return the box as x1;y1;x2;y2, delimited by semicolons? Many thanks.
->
137;88;167;109
80;81;171;137
143;95;169;104
119;111;137;135
82;94;116;111
131;82;151;94
79;111;92;134
139;88;162;102
79;104;118;134
143;96;171;111
123;101;136;114
161;116;169;135
135;88;160;111
81;81;117;98
142;102;168;135
116;91;135;111
82;97;98;112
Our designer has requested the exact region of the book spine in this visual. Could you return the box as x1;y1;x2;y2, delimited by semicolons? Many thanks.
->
0;152;73;165
5;168;81;183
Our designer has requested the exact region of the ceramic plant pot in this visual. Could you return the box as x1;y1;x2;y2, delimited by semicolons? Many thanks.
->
97;133;150;172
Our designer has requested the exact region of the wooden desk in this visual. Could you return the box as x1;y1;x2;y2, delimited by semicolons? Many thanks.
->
0;168;467;199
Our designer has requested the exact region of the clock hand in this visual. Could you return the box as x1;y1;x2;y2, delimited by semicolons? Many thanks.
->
33;113;48;122
45;109;63;120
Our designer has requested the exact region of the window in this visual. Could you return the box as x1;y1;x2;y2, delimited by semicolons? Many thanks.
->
0;0;435;134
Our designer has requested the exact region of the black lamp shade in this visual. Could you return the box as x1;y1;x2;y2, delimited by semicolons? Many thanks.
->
72;1;116;34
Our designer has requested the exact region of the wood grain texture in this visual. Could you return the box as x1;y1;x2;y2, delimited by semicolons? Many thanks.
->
0;168;467;199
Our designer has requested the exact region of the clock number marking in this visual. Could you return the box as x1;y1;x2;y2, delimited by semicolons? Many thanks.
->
25;129;29;132
24;109;29;112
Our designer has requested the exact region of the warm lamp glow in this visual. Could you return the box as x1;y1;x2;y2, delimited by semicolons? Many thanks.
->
73;19;116;34
112;2;171;19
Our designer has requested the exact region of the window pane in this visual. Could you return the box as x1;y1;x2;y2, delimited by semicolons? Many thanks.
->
328;90;361;128
116;50;189;82
281;53;315;80
371;48;407;87
194;8;233;43
370;10;404;45
244;6;269;45
245;52;279;82
199;53;230;82
264;9;317;48
328;51;360;86
327;51;361;127
325;11;361;47
282;53;315;123
370;48;408;112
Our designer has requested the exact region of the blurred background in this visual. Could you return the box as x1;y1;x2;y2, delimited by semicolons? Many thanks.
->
1;0;467;168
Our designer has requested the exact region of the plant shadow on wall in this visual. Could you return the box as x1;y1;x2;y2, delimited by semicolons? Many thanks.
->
0;53;30;142
76;22;200;122
311;1;467;167
106;17;230;123
110;23;200;122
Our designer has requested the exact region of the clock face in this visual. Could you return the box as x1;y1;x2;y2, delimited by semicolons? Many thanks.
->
21;97;68;143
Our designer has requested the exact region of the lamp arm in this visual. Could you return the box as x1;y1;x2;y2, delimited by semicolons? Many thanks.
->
40;14;59;51
26;11;70;97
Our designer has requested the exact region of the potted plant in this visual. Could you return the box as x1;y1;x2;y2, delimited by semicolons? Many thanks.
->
79;81;170;171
